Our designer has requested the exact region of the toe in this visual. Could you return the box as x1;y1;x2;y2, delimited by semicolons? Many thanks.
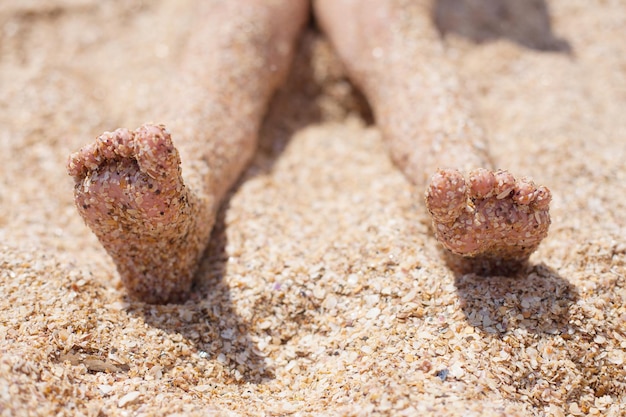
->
67;150;87;179
67;129;135;179
468;168;496;199
97;128;133;159
133;124;181;180
533;185;552;210
67;142;99;179
494;170;516;200
512;177;537;205
425;169;467;224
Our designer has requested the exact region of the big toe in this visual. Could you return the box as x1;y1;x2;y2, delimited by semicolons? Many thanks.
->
425;169;467;224
133;124;181;181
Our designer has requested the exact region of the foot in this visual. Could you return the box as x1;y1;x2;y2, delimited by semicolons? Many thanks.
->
425;168;551;273
67;124;213;303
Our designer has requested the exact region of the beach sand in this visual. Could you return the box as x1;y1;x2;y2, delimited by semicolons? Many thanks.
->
1;0;625;415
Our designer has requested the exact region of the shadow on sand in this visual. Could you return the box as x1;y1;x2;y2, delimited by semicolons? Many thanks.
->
433;0;572;53
449;255;578;336
132;203;271;383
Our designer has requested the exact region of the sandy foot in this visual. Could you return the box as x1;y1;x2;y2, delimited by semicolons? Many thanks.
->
315;1;552;272
67;124;211;303
425;168;551;272
66;1;307;303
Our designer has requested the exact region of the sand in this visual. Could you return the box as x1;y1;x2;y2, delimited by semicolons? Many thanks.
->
1;0;625;415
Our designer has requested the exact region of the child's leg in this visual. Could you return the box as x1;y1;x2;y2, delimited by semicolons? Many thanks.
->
314;0;551;271
67;0;308;303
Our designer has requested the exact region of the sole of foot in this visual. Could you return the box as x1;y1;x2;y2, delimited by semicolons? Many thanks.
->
68;124;208;303
425;168;551;274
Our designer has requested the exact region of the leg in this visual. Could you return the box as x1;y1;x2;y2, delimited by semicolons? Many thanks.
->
314;0;551;272
68;0;308;303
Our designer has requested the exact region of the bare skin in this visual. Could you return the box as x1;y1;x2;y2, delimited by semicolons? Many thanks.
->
314;0;551;272
68;0;551;303
68;0;309;303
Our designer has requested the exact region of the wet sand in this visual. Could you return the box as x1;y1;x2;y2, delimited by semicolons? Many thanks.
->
1;0;625;415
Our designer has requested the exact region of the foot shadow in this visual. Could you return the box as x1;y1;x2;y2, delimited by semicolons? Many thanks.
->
433;0;572;54
449;256;579;336
128;202;271;384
